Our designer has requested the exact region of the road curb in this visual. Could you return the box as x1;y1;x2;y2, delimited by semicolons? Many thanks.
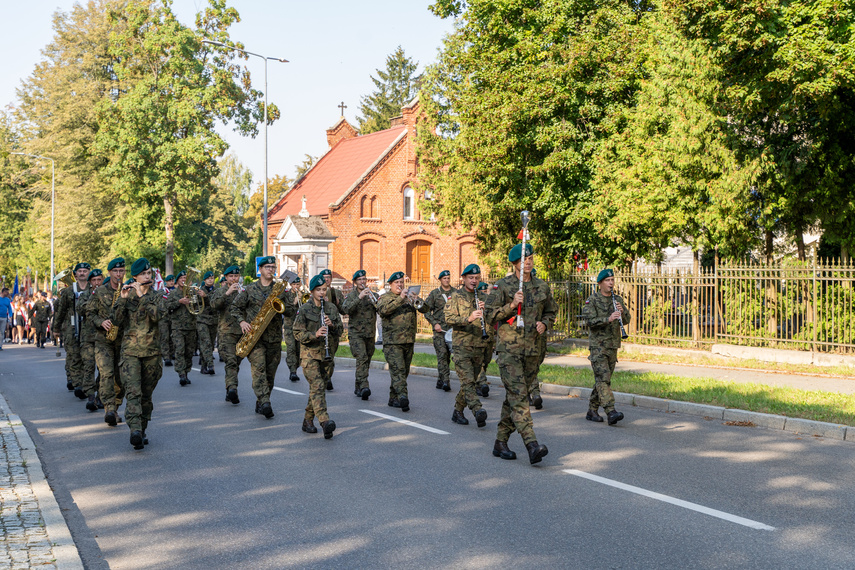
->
335;356;852;441
0;393;84;570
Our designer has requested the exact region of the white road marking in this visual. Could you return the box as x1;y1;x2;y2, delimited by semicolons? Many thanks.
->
563;469;775;531
273;386;306;396
191;368;200;372
360;410;450;435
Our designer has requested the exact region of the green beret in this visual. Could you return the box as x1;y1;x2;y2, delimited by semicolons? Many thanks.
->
176;270;187;279
130;258;151;276
258;256;276;267
223;265;240;276
388;271;404;283
164;274;175;282
74;262;91;271
353;269;366;280
309;275;326;291
203;271;214;280
293;276;301;284
508;243;534;263
476;281;489;291
107;258;125;271
531;268;537;277
87;269;103;280
438;270;450;279
597;268;615;283
124;278;135;286
320;269;332;276
218;276;225;283
461;264;480;276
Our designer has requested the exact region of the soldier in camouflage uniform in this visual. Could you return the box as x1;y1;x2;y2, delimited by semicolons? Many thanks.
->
485;243;556;464
282;277;302;383
341;269;377;400
114;258;162;450
79;269;104;412
29;292;52;348
582;268;630;425
294;275;343;439
230;256;294;419
377;271;417;412
195;271;218;375
475;280;494;398
419;270;456;392
319;269;343;390
53;262;91;396
209;265;245;404
159;275;175;366
90;258;127;426
444;264;489;428
166;270;197;386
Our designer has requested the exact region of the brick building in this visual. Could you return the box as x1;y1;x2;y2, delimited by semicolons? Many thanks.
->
267;98;480;287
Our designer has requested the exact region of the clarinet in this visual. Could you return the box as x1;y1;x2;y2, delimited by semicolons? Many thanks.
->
475;288;488;340
613;293;629;339
321;299;332;361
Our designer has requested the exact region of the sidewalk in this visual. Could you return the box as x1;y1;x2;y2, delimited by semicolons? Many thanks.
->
0;391;83;569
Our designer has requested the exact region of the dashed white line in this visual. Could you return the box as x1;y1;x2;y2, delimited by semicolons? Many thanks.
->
273;386;306;396
563;469;775;531
360;410;450;435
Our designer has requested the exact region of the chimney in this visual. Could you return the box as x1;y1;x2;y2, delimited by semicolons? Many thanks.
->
326;118;359;147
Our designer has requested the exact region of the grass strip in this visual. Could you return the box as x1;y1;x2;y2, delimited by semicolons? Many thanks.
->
320;345;855;426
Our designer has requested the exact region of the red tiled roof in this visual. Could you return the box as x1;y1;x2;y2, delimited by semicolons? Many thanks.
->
269;126;407;221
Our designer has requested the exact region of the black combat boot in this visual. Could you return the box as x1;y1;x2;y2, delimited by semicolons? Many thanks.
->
451;409;469;425
74;386;86;399
360;387;371;401
492;440;516;460
586;410;604;423
321;420;336;440
105;411;118;427
388;398;401;408
130;430;144;450
261;402;274;419
226;388;239;404
86;394;97;412
399;397;410;412
442;382;451;392
525;441;549;464
436;378;444;390
325;379;334;390
163;359;172;367
302;418;317;433
607;410;625;426
474;408;488;428
179;374;188;386
290;372;299;382
530;394;543;410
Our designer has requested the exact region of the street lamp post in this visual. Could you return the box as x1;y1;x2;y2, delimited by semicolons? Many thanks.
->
13;153;55;285
202;40;288;257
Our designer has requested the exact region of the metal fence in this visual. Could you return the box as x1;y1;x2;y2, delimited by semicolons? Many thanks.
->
543;260;855;353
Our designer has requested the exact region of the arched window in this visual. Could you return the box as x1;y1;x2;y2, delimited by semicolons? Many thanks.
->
370;196;378;218
360;196;369;218
403;187;415;220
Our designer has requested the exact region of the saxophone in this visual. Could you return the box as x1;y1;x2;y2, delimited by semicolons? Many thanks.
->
105;283;122;342
235;280;287;358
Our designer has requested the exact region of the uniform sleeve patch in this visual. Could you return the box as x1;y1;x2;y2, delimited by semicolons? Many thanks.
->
585;299;590;304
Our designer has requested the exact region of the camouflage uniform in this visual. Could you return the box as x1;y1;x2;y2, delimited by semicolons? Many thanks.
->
209;285;244;392
158;287;175;360
230;281;294;405
282;294;301;377
377;293;416;404
114;288;162;433
342;288;377;393
582;291;630;414
53;283;88;391
445;288;490;414
90;281;125;413
419;286;456;389
476;287;495;394
323;286;344;383
29;300;52;347
78;289;99;397
293;300;343;424
485;275;557;445
195;284;218;369
166;287;198;377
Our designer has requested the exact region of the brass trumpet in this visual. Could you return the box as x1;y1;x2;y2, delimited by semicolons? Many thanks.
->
184;267;205;316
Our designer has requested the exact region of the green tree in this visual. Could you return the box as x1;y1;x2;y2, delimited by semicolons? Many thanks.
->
0;113;40;279
94;0;276;274
357;46;421;134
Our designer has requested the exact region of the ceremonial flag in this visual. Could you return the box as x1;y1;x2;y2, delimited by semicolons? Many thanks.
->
12;273;18;297
152;268;165;291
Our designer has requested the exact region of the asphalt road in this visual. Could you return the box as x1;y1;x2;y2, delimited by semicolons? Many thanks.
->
1;343;855;569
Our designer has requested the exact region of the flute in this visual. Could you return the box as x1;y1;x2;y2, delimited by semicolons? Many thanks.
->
122;280;153;290
475;287;488;340
321;299;332;361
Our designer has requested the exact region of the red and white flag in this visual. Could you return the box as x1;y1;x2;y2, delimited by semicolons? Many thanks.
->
152;268;165;292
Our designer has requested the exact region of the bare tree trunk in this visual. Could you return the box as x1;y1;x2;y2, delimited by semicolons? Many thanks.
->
842;244;851;264
795;231;806;262
765;229;777;341
164;195;174;276
765;228;774;263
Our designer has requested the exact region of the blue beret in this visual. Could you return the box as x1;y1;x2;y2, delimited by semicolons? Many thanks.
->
309;275;326;291
176;270;187;279
203;271;214;280
320;269;332;276
461;264;480;276
353;269;366;280
164;274;175;282
388;271;405;283
130;258;151;276
74;262;91;271
438;270;450;279
258;256;276;267
223;265;240;276
476;281;489;290
508;243;534;263
597;268;614;283
87;269;103;280
107;258;125;271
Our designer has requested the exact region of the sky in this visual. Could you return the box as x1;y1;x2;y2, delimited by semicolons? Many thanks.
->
2;0;455;189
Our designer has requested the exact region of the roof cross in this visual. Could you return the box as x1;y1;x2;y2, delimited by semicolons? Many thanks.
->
338;101;347;116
